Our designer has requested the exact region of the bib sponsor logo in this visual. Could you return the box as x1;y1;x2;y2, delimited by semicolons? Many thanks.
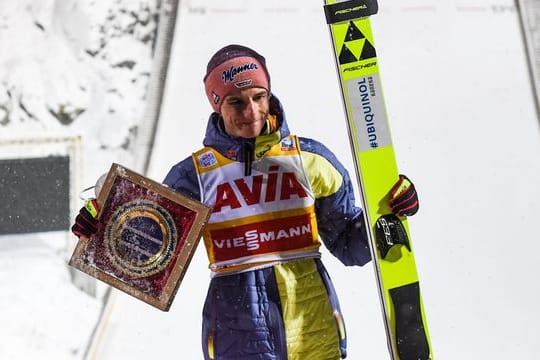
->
210;214;315;262
199;151;218;168
214;224;311;251
280;137;296;151
212;165;308;213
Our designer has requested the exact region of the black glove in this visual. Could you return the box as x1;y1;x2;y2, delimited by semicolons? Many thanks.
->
71;199;99;238
389;174;419;216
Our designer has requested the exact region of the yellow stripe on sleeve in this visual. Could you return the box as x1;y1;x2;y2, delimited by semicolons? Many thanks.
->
300;151;343;198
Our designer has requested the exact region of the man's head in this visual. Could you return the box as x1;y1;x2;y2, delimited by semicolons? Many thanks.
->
204;45;271;138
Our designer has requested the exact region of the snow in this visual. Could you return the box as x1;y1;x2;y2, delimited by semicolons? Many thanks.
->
0;232;101;359
1;0;540;359
1;1;158;359
0;0;158;181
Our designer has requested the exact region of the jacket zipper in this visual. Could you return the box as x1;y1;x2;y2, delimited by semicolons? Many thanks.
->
243;142;253;176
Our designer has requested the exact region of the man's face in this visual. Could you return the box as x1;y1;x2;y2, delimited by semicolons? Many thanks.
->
220;87;269;138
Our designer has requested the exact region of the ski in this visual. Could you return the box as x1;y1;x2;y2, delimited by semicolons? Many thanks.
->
323;1;433;359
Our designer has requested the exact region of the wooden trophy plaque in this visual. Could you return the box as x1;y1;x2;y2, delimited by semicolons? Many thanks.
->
69;163;211;311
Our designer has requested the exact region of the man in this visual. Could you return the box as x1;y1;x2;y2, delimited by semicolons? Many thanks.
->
73;44;419;360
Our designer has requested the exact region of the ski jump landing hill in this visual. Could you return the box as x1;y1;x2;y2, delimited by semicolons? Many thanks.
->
88;1;540;359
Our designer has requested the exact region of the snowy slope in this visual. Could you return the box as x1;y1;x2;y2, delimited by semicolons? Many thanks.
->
0;0;158;180
91;1;540;359
0;232;102;359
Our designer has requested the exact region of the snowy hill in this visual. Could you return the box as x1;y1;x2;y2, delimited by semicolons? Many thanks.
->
0;0;158;176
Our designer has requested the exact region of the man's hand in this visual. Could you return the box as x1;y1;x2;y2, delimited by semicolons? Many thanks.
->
389;174;419;216
71;199;99;238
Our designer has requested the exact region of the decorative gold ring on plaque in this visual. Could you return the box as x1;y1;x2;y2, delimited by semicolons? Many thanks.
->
104;199;179;278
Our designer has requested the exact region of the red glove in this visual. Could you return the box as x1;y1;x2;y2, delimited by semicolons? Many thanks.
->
71;199;99;238
389;174;419;216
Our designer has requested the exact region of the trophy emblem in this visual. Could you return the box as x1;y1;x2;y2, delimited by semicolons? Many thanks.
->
104;199;179;278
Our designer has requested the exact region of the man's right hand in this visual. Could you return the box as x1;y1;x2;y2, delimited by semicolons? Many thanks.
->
71;199;99;238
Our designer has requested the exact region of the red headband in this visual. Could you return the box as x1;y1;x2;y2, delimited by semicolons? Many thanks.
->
204;56;270;113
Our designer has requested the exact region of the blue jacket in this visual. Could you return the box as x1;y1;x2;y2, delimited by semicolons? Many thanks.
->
163;95;371;359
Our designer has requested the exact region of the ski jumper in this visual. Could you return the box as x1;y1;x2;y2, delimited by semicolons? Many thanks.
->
163;95;371;359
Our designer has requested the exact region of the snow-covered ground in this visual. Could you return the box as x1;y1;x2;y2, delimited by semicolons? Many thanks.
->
0;232;101;359
2;0;540;359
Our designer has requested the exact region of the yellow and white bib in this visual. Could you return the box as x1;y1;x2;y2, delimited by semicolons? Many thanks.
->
192;135;321;276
